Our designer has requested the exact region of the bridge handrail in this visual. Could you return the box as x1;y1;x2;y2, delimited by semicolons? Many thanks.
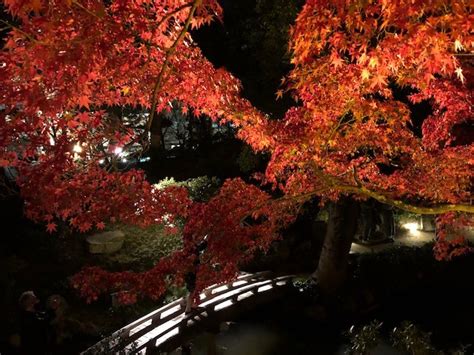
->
81;271;281;354
134;275;294;353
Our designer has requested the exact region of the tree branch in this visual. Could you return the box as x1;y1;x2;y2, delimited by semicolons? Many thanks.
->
239;170;473;228
72;0;102;19
317;167;474;214
335;184;474;215
154;3;194;30
145;0;202;134
0;20;45;44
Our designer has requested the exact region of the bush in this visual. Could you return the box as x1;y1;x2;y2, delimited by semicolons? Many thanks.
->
346;320;383;355
100;224;182;271
391;321;440;355
154;175;220;202
346;321;439;355
237;144;267;174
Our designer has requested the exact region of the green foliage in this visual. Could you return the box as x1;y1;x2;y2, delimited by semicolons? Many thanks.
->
346;320;383;355
394;210;420;224
162;284;187;304
102;224;182;271
154;176;220;202
391;321;440;355
237;144;266;174
99;176;221;270
315;208;329;222
347;321;469;355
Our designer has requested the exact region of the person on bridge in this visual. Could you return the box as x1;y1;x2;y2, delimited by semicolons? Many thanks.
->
184;236;208;314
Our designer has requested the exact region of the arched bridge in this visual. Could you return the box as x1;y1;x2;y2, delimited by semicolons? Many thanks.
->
82;272;294;354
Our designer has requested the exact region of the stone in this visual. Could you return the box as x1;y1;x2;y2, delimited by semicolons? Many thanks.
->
420;215;436;232
86;230;125;254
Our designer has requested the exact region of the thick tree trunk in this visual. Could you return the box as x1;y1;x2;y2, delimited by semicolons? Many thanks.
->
312;197;360;296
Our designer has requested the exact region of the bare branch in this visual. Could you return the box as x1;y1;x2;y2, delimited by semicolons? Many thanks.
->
72;0;102;19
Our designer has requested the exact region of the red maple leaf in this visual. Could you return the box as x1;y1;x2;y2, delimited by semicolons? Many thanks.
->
46;222;57;233
78;96;90;109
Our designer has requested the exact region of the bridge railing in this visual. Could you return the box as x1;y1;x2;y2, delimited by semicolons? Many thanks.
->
82;271;293;354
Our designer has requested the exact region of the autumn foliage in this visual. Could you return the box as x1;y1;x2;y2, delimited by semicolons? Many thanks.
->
1;0;473;302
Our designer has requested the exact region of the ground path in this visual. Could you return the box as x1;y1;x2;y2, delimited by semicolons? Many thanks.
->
350;226;474;254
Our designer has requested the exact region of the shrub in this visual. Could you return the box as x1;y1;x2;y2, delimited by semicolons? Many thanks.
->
101;224;182;271
154;176;220;202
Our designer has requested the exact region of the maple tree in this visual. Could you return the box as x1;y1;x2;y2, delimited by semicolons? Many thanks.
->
0;0;276;302
266;0;473;290
1;0;473;302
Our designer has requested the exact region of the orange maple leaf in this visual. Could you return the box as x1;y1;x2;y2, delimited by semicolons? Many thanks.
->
78;96;90;109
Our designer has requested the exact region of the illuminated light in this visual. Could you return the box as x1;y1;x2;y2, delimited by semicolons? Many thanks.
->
121;158;127;163
200;279;270;308
160;304;181;319
214;300;233;311
402;222;419;233
232;280;248;287
72;143;83;153
99;159;105;164
129;319;152;336
237;273;251;279
211;285;229;294
114;146;123;155
237;291;254;301
126;313;184;350
402;222;421;236
257;284;273;293
154;326;180;347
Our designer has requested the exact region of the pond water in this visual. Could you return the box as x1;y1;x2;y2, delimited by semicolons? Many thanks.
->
172;320;403;355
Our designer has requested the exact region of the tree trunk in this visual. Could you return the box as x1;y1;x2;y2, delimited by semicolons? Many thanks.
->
150;113;165;163
312;197;360;296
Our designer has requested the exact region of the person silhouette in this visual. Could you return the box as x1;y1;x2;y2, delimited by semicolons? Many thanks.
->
18;291;50;355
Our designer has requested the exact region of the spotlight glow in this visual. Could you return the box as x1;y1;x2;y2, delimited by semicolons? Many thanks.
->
72;143;83;153
402;222;420;236
114;146;123;155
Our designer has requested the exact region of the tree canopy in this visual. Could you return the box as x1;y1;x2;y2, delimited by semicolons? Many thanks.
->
1;0;472;302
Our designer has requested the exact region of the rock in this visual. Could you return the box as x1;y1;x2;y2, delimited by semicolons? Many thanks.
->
419;215;436;232
86;230;125;254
